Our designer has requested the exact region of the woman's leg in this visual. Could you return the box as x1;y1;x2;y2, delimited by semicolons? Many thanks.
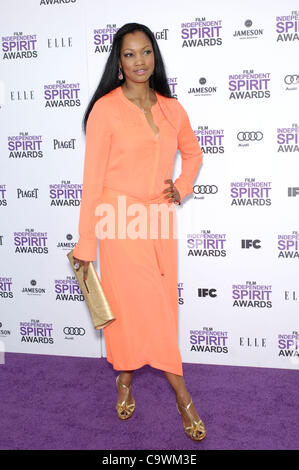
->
163;371;202;426
117;370;135;406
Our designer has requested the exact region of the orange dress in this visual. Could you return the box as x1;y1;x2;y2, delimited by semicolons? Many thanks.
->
72;86;203;376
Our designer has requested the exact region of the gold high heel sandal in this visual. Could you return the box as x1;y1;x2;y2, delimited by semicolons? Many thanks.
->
115;374;136;420
176;398;206;441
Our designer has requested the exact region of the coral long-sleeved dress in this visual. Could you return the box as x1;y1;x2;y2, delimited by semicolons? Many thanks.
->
72;85;203;376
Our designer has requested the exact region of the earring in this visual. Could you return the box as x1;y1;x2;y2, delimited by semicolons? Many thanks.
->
118;66;123;80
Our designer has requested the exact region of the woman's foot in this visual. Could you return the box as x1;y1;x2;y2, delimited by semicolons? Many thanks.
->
176;391;206;440
115;374;135;419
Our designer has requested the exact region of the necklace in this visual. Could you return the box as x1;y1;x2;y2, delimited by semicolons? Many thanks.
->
124;87;156;114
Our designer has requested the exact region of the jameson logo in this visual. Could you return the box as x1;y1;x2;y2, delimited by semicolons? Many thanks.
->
2;32;37;60
20;319;53;344
196;126;224;155
189;327;228;353
276;12;299;42
278;232;299;259
8;132;43;159
278;332;299;360
186;230;226;257
232;19;264;39
187;77;217;96
55;276;83;301
44;80;80;107
21;280;46;295
57;233;77;250
93;25;117;54
14;229;48;254
228;70;270;99
181;18;223;47
277;125;299;153
231;178;271;206
232;281;272;308
49;181;81;206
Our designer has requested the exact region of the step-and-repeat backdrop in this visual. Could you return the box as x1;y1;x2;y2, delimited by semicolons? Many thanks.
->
1;0;298;370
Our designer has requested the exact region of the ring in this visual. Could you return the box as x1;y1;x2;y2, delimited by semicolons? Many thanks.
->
74;262;80;269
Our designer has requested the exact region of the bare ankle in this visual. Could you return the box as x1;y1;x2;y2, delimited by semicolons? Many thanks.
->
176;390;191;405
119;371;133;386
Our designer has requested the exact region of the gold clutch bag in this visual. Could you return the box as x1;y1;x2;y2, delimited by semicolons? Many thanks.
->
67;249;115;330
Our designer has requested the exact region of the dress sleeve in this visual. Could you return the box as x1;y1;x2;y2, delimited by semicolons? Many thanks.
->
173;100;203;203
72;99;112;261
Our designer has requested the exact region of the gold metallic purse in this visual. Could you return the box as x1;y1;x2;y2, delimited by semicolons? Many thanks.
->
67;249;115;330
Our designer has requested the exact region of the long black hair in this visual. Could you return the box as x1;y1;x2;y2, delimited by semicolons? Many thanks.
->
82;22;175;134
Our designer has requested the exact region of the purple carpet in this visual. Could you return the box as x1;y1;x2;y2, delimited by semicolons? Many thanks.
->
0;352;298;450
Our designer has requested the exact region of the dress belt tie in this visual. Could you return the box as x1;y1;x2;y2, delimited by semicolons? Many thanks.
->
102;186;167;205
101;186;171;277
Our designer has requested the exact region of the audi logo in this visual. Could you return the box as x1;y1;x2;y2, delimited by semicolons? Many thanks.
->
194;185;218;194
237;131;263;141
284;75;299;85
63;327;85;336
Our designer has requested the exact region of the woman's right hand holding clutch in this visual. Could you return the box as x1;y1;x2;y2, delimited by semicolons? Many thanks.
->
73;256;90;281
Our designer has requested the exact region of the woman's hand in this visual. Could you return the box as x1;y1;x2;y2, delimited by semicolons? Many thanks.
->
73;256;90;281
164;179;181;204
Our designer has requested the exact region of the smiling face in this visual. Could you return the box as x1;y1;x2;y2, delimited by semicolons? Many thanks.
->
118;30;155;85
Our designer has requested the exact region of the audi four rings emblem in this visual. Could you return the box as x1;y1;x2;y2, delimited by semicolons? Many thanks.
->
195;185;218;194
284;75;299;85
237;131;263;141
63;327;85;335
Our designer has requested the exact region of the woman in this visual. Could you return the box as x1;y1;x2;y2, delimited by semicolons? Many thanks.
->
72;23;205;441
